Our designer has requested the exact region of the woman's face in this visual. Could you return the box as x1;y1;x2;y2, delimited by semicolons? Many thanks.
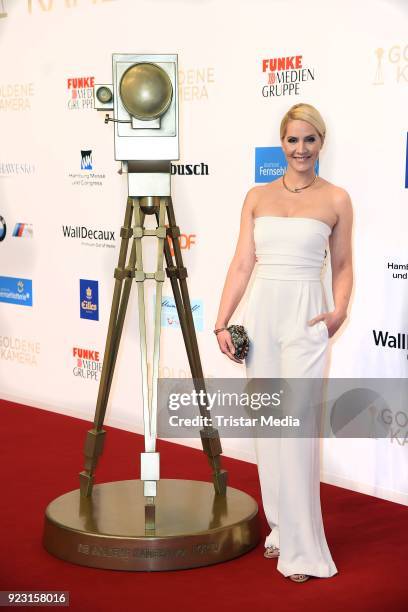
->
281;119;322;173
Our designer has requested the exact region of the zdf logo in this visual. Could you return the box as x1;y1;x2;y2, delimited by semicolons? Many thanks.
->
166;226;196;257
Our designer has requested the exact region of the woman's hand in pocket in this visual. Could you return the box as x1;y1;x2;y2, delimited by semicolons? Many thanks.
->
308;310;347;338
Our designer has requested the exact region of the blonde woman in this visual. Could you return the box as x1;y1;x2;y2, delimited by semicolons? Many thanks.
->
215;103;353;582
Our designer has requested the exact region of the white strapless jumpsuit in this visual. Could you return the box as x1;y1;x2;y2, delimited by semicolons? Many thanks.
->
243;216;338;578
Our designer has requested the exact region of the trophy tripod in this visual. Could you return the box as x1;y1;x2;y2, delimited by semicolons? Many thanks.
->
43;54;259;571
79;186;228;506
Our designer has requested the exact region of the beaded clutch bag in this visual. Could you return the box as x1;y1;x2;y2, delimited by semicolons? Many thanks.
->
226;324;250;360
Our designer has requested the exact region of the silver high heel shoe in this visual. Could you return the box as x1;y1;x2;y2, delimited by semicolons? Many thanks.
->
263;545;280;559
289;574;310;583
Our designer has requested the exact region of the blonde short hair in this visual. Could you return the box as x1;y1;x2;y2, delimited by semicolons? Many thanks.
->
280;103;326;145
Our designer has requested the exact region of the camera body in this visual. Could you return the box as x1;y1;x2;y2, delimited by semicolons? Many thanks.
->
94;54;179;162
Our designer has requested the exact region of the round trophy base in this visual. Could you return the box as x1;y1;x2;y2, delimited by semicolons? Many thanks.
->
43;479;260;571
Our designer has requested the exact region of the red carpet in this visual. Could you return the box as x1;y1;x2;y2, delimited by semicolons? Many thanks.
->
0;399;406;611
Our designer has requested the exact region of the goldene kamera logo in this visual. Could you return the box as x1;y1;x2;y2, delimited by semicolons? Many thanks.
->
373;44;408;85
0;335;40;366
178;67;214;102
0;83;34;111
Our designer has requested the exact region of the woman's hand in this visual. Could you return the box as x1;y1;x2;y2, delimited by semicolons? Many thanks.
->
308;309;347;338
216;329;243;364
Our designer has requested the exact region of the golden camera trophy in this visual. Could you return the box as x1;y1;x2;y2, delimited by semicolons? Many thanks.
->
43;54;260;571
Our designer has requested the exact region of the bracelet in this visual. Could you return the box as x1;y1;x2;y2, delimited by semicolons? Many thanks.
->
214;327;227;335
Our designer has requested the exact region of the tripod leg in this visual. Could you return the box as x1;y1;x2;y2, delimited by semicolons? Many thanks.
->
103;238;137;404
163;197;228;495
79;197;135;497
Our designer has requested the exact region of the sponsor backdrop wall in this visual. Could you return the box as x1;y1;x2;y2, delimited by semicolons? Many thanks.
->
1;0;407;504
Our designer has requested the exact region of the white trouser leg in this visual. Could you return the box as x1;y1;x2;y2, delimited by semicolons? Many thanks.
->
244;277;338;577
244;278;282;549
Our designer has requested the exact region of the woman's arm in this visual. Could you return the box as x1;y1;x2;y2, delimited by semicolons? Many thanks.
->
311;188;353;336
330;189;353;318
215;187;258;362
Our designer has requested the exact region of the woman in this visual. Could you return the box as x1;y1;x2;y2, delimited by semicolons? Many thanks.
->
214;103;353;583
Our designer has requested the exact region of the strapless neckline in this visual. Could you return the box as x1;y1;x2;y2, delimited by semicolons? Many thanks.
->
254;215;332;234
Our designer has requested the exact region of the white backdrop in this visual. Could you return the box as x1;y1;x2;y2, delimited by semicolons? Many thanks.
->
0;0;407;504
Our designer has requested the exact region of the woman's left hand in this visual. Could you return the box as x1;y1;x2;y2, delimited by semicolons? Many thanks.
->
308;309;347;338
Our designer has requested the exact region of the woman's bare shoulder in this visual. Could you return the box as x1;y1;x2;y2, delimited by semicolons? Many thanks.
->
320;178;353;225
323;179;353;227
243;182;278;212
320;178;351;202
245;183;268;199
